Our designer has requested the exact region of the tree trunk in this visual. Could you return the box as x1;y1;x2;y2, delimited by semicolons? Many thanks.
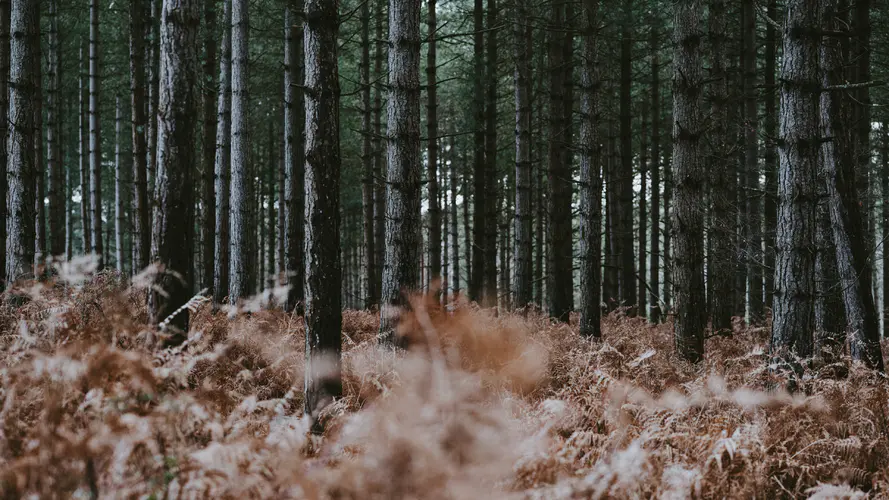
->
266;122;276;289
483;0;498;304
372;0;385;308
578;0;601;337
131;0;149;272
763;0;777;307
882;125;889;340
672;0;706;363
228;0;250;303
649;19;662;323
743;0;763;322
5;0;38;285
304;0;343;430
708;0;732;333
513;0;532;309
0;0;8;284
426;0;440;288
771;0;819;361
618;0;636;313
851;0;871;261
469;0;486;303
360;0;376;306
200;0;217;291
449;134;460;294
213;0;232;304
79;42;91;255
89;0;103;268
47;0;64;258
149;0;198;343
284;2;305;311
638;81;649;320
147;0;160;208
115;97;128;272
380;0;422;338
33;21;43;272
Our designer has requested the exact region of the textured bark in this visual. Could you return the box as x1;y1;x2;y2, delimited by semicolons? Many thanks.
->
213;0;232;304
763;0;777;307
380;0;422;337
5;0;38;285
469;0;486;303
882;125;889;340
47;0;64;258
114;98;128;272
360;0;376;306
547;1;572;321
147;0;160;206
578;0;601;337
131;0;149;272
617;0;636;313
149;0;198;341
371;0;385;306
0;0;8;284
79;43;91;255
200;0;217;291
663;139;672;309
228;0;250;303
483;0;498;304
638;84;648;320
604;101;618;308
672;0;706;363
277;123;285;277
771;0;819;361
89;0;103;268
285;3;306;311
303;0;343;429
33;22;43;271
649;20;662;323
426;0;440;286
743;0;763;322
708;0;732;333
449;134;460;294
851;0;871;257
265;122;276;289
513;0;532;309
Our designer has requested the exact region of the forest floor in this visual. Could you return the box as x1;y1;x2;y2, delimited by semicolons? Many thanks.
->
1;269;889;498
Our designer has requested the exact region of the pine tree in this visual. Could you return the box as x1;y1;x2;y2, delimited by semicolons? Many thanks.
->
214;0;232;305
228;0;250;303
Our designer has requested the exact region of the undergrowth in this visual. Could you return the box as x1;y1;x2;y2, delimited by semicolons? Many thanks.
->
1;269;888;499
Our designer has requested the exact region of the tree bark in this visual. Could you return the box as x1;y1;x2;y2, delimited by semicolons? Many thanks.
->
33;18;43;272
743;0;763;322
513;0;532;309
483;0;498;304
304;0;343;430
771;0;819;361
469;0;486;303
228;0;250;303
5;0;38;286
131;0;149;272
200;0;217;292
89;0;103;268
578;0;601;337
115;97;128;272
763;0;777;307
449;134;460;294
284;3;305;311
79;42;91;255
213;0;232;304
426;0;440;288
0;0;8;284
649;19;662;322
47;0;64;258
147;0;160;209
380;0;422;338
618;0;636;312
672;0;706;362
360;0;376;306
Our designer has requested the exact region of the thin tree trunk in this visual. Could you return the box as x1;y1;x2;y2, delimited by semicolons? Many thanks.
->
149;0;198;342
483;0;498;304
5;0;38;286
638;83;649;320
578;0;601;337
147;0;160;208
672;0;706;362
304;0;343;431
79;42;91;255
763;0;777;307
882;124;889;340
214;0;232;304
649;19;662;323
427;0;440;287
380;0;422;338
277;115;285;278
33;21;43;272
200;0;217;291
469;0;486;303
115;97;128;272
513;0;532;309
449;134;460;294
360;0;376;306
131;0;149;272
743;0;763;322
47;0;64;258
371;0;385;307
771;0;819;361
0;0;8;283
266;121;276;289
228;0;250;303
89;0;103;268
618;0;636;313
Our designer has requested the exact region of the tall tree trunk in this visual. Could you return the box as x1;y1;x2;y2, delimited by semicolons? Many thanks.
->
708;0;732;332
304;0;343;430
672;0;706;362
426;0;440;287
47;0;64;258
851;0;871;260
380;0;422;338
228;0;250;303
115;97;128;272
266;122;276;289
743;0;763;322
578;0;601;337
513;0;532;309
483;0;498;304
547;1;572;321
131;0;149;272
882;125;889;340
618;0;636;313
5;0;38;286
649;19;662;323
449;134;460;294
763;0;777;307
89;0;103;268
149;0;198;343
360;0;376;306
663;134;672;309
277;117;285;278
200;0;217;291
79;42;91;255
638;81;649;320
33;21;43;272
0;0;8;283
147;0;160;207
371;0;385;307
771;0;819;361
469;0;486;303
213;0;232;304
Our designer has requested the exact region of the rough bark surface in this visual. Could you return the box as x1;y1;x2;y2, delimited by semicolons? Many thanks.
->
743;0;763;322
649;20;662;322
303;0;343;430
79;43;91;255
763;0;777;306
200;0;217;291
131;0;149;273
469;0;485;303
47;0;64;258
89;0;103;267
114;98;128;272
771;0;819;361
213;0;232;304
380;0;422;338
228;0;250;303
426;0;440;287
0;0;8;284
672;0;706;363
360;0;375;306
513;0;532;309
618;0;636;312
